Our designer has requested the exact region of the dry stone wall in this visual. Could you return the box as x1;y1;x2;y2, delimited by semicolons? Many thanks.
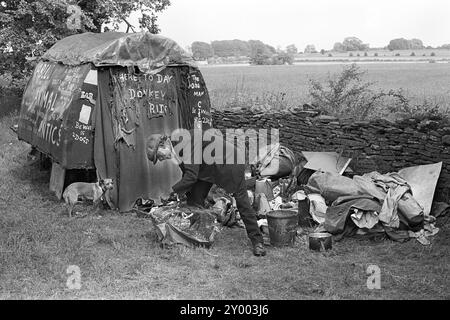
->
212;106;450;202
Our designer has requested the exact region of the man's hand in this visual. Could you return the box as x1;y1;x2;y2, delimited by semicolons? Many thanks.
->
160;191;179;205
167;191;179;202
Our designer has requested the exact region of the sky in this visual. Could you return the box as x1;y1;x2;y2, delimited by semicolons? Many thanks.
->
125;0;450;51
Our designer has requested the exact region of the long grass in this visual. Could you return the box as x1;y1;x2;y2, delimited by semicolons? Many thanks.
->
0;112;449;299
200;63;450;116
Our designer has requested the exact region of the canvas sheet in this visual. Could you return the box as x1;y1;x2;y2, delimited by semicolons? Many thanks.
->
94;66;211;211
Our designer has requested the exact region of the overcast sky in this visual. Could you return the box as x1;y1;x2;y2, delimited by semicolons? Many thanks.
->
127;0;449;50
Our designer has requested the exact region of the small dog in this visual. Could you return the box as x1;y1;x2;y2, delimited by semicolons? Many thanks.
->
62;178;114;217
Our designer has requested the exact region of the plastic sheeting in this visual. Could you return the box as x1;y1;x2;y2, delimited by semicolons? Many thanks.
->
145;205;219;248
42;32;196;73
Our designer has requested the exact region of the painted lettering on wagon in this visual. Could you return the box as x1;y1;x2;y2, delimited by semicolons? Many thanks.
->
37;118;62;146
34;62;53;80
128;89;166;100
143;101;173;119
72;121;92;145
28;88;58;113
118;73;173;84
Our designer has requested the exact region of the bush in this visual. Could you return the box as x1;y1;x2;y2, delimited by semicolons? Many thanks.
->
431;52;436;56
395;53;400;56
0;72;28;97
307;64;418;120
374;52;378;57
410;52;416;56
364;52;368;57
349;53;353;57
328;53;333;57
250;52;294;65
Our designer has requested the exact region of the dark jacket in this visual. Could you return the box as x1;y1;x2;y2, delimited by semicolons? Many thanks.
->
171;129;246;195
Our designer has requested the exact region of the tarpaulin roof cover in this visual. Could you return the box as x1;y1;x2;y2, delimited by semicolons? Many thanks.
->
41;32;196;73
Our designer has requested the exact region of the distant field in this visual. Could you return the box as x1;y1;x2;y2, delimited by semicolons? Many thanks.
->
200;62;450;112
295;49;450;61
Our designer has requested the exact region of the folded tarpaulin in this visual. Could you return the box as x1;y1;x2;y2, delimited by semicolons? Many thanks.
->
324;195;381;234
42;32;196;73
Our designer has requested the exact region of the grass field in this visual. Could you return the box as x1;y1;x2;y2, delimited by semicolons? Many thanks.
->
0;113;449;299
200;62;450;113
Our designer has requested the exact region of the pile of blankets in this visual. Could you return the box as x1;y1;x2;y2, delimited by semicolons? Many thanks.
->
305;165;445;245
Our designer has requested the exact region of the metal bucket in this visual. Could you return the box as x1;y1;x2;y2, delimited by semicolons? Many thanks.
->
308;232;332;251
266;210;298;247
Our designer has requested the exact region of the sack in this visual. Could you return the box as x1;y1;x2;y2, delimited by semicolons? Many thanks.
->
306;171;364;203
398;192;424;231
255;144;298;179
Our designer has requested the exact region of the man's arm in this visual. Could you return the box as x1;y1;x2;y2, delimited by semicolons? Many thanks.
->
172;163;200;195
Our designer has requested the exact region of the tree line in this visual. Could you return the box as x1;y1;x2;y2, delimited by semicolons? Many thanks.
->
192;36;450;63
191;39;295;65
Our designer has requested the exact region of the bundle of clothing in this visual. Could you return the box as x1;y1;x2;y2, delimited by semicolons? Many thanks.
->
305;170;440;244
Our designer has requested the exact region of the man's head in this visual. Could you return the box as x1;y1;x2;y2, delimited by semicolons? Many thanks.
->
146;134;173;164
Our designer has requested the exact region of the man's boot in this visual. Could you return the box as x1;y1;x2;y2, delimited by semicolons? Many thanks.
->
253;243;266;257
